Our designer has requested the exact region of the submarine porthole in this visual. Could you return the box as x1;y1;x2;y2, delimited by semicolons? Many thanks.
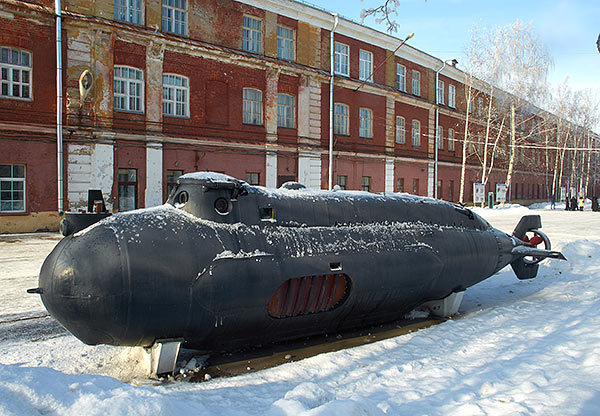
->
267;274;351;319
214;197;232;215
176;191;189;206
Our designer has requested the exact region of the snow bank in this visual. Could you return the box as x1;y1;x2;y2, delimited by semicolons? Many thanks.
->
2;207;600;415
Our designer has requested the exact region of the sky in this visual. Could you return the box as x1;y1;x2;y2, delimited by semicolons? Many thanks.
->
304;0;600;99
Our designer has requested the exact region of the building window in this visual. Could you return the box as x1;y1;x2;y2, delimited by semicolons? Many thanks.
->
477;97;483;117
162;0;186;35
166;169;182;198
118;168;137;212
411;120;420;147
246;172;260;185
114;66;144;113
359;108;373;138
1;47;31;100
412;178;419;195
437;126;443;150
334;103;349;135
336;175;347;190
0;164;25;212
334;42;349;76
163;74;189;117
396;178;404;193
437;80;444;105
437;179;443;199
361;176;371;192
396;64;406;91
243;88;263;125
277;26;294;61
448;128;455;151
411;70;420;96
114;0;142;24
242;15;262;54
359;50;373;82
449;180;454;201
277;93;294;128
448;84;455;108
395;116;405;144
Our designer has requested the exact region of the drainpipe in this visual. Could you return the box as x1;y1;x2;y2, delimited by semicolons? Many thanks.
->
434;60;446;199
56;0;64;214
328;13;338;190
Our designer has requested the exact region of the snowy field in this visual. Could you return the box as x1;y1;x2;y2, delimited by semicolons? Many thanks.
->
2;204;600;415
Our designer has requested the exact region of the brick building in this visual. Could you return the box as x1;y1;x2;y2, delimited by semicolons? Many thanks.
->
0;0;581;233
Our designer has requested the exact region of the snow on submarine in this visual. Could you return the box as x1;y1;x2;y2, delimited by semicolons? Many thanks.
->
31;172;565;372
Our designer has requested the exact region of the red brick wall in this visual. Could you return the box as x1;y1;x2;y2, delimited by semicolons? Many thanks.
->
395;56;430;101
113;41;147;133
0;138;57;213
0;13;57;126
394;101;429;158
161;51;268;143
332;33;387;85
320;84;387;153
115;141;146;209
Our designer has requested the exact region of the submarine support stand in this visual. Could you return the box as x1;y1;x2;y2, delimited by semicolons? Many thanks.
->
146;338;184;377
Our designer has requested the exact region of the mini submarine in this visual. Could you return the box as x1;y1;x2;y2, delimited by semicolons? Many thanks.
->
32;172;565;373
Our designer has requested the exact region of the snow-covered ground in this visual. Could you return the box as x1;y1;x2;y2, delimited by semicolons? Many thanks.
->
2;204;600;415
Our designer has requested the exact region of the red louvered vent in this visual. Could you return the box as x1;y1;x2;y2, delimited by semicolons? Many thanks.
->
267;274;351;319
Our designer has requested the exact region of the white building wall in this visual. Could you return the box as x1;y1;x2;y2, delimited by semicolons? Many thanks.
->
67;142;114;211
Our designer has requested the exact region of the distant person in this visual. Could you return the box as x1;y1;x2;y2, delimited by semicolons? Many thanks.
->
592;196;599;212
571;196;577;211
550;194;555;210
565;195;570;211
578;196;585;211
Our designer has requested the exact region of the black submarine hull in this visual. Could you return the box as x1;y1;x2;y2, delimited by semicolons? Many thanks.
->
36;173;563;352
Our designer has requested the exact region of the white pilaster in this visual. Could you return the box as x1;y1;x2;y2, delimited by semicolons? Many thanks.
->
145;143;163;207
298;152;322;189
385;158;394;194
266;151;277;189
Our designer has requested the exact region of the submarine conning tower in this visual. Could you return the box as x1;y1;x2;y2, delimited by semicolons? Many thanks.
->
168;172;493;231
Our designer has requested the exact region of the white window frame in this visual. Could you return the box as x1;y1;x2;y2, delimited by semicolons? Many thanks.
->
276;25;294;61
242;15;262;54
334;42;349;76
477;97;483;117
114;65;144;113
359;50;373;82
448;128;455;151
114;0;143;24
437;80;444;105
334;103;349;135
243;88;263;125
412;70;420;96
448;84;456;108
162;0;187;36
437;126;443;150
361;176;371;192
0;164;25;213
359;108;373;138
396;63;406;91
395;116;405;144
162;73;189;117
1;47;31;100
277;93;294;128
412;119;420;147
